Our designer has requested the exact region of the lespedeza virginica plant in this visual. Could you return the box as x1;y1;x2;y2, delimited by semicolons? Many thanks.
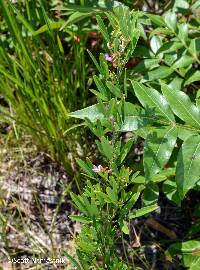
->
69;2;200;269
67;6;159;269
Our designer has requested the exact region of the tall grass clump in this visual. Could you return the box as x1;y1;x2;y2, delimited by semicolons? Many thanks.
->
0;0;90;174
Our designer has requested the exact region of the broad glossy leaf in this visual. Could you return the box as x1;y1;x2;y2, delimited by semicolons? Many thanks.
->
150;27;173;37
168;76;183;91
133;45;152;58
143;183;159;206
185;70;200;86
157;41;183;54
188;220;200;236
131;58;160;74
174;0;189;10
146;14;165;26
150;36;162;54
135;126;155;139
168;240;200;255
144;127;177;181
70;102;156;131
167;240;200;269
121;103;156;131
177;126;198;141
187;258;200;270
178;23;188;42
164;11;177;31
191;0;200;9
162;180;181;206
176;135;200;198
144;66;174;81
172;55;193;69
162;84;200;129
189;39;200;55
164;52;178;66
132;81;175;122
70;104;104;121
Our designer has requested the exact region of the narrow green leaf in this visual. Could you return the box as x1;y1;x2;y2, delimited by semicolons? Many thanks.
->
129;204;158;219
96;15;109;42
11;4;34;34
99;53;109;79
146;13;165;26
106;187;118;204
162;84;200;129
57;34;64;54
63;251;82;270
70;193;88;215
87;50;101;74
120;191;141;217
176;135;200;198
60;11;91;30
100;137;113;160
106;81;121;98
118;140;133;164
33;21;63;35
121;221;129;235
76;158;95;177
0;65;23;87
69;215;91;224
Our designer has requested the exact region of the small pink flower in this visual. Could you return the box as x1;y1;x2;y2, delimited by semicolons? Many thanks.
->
92;164;104;173
105;53;113;62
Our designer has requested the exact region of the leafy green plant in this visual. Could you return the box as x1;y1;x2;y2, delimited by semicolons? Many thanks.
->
69;2;200;269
